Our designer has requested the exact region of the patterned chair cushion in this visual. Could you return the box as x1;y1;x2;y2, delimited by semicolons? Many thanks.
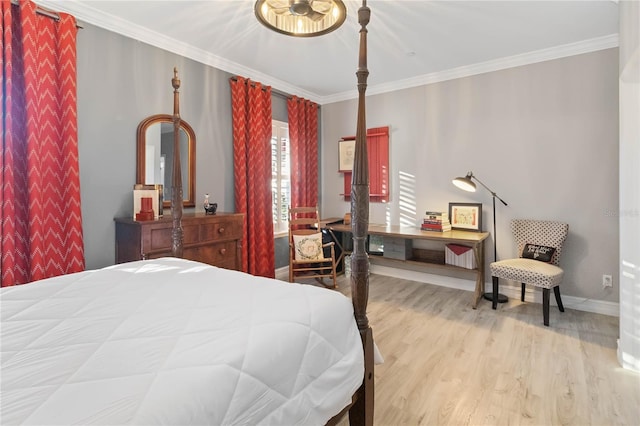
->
490;258;564;289
293;232;324;261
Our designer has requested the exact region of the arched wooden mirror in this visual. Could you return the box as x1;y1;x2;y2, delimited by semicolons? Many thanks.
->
136;114;196;208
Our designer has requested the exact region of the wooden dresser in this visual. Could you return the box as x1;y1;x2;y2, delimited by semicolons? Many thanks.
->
115;212;244;271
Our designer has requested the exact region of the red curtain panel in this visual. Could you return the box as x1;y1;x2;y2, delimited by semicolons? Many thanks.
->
1;0;84;287
229;76;275;278
288;96;318;208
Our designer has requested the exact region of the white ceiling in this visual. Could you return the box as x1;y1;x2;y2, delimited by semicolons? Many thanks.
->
37;0;619;104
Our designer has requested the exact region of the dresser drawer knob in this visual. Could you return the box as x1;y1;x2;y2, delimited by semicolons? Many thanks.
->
219;248;226;255
218;227;225;234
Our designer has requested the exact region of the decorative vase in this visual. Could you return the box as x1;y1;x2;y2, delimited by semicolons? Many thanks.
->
204;193;217;215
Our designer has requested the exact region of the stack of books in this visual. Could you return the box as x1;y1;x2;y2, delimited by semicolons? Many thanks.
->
421;211;452;232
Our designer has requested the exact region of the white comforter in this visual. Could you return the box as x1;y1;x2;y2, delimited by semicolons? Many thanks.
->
0;258;364;425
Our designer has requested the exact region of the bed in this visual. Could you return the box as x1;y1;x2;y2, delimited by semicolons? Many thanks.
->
0;258;364;424
1;1;374;424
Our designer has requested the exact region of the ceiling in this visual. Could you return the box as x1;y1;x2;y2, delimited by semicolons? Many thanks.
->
36;0;619;104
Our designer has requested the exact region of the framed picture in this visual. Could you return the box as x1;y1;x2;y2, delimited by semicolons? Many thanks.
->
448;202;483;232
338;139;355;172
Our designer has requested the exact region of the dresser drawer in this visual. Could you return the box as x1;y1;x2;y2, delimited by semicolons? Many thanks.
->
214;257;239;271
200;219;242;242
182;241;238;268
149;223;199;251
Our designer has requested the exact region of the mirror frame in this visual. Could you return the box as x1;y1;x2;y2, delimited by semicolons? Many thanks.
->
136;114;196;208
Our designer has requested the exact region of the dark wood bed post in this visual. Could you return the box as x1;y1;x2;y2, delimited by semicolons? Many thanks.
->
349;1;374;425
171;67;184;257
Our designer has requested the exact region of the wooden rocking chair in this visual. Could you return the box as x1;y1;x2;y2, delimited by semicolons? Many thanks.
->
288;206;337;289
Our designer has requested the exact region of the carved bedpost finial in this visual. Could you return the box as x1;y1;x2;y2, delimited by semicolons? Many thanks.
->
172;67;181;118
172;67;180;88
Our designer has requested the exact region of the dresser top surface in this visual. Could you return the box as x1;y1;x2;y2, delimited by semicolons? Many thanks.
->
115;212;243;225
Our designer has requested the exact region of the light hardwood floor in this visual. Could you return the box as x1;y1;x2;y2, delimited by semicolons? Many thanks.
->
319;273;640;426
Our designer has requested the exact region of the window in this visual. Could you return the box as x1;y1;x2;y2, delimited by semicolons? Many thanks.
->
271;120;290;234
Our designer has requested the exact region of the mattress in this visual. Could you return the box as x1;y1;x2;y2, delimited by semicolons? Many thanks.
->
0;258;364;425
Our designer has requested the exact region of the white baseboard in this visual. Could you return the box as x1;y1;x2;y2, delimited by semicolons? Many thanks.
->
278;264;620;317
370;264;620;317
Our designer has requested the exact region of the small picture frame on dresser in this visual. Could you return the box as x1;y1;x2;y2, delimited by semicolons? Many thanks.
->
133;184;163;219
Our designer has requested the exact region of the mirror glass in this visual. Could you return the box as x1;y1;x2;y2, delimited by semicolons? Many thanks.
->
137;114;195;208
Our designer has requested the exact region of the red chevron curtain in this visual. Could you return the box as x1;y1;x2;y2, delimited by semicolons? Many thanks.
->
229;76;274;278
1;0;84;287
288;96;318;208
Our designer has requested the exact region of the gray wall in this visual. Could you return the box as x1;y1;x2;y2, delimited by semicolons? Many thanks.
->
321;49;620;304
77;23;621;306
78;24;234;269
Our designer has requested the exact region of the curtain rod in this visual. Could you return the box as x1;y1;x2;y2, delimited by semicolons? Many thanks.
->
10;0;83;29
229;76;318;105
230;76;279;97
230;76;268;91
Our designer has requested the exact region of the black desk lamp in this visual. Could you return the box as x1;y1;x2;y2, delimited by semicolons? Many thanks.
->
452;171;509;303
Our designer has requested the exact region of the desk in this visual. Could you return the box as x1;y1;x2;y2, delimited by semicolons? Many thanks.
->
323;223;490;309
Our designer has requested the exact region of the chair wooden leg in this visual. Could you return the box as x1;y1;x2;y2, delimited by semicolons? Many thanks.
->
331;264;337;289
554;286;565;312
521;283;526;302
492;276;499;310
542;288;550;326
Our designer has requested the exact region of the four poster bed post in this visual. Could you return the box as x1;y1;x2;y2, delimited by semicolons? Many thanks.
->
349;1;375;424
171;67;184;258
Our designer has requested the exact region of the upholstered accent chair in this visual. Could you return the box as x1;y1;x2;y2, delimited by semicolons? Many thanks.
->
490;219;569;326
288;206;337;289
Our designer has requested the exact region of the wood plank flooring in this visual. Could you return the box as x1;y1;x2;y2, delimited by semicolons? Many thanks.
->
322;273;640;425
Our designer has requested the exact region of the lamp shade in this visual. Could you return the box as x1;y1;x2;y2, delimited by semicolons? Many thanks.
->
255;0;346;37
452;172;476;192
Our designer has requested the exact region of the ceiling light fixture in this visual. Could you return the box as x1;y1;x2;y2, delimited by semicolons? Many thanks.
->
255;0;346;37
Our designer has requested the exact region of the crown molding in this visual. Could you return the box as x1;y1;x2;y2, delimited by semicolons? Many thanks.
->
37;1;618;106
321;34;619;104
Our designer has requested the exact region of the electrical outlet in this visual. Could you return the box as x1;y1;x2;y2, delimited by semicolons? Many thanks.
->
602;274;613;288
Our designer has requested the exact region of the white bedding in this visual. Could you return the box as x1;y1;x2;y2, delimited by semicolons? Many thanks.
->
0;258;364;425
